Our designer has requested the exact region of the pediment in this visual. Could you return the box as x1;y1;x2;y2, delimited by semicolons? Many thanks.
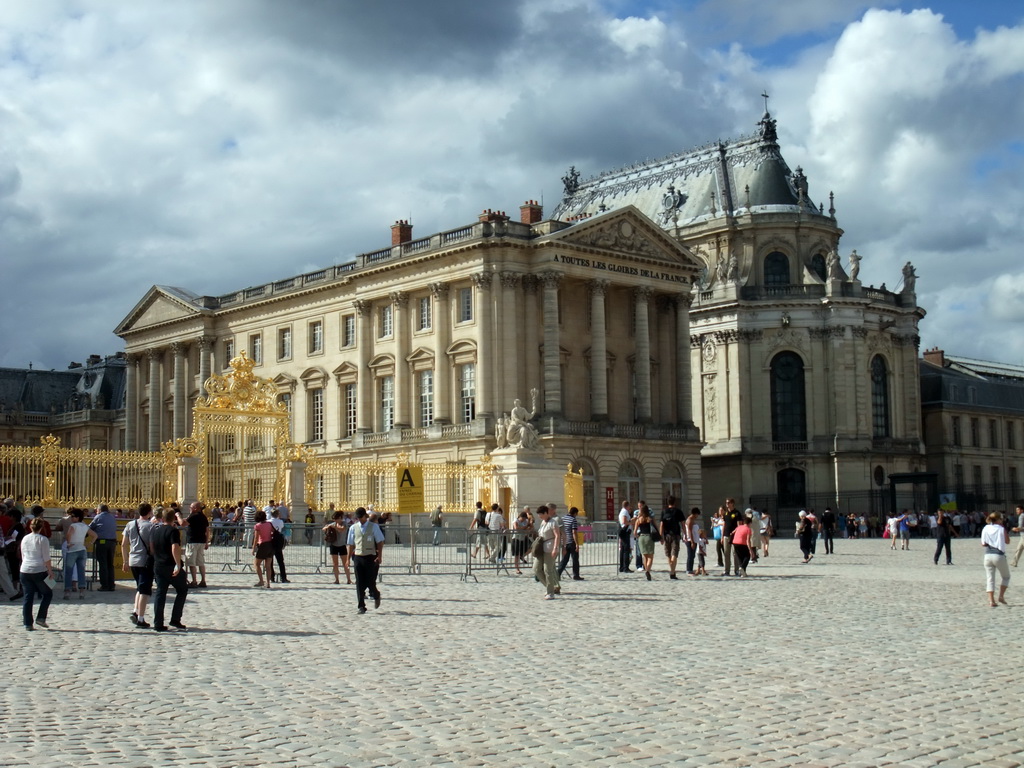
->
115;286;204;335
542;206;702;273
406;347;435;364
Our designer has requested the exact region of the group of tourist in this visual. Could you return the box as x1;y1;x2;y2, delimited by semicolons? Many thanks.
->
3;495;1022;626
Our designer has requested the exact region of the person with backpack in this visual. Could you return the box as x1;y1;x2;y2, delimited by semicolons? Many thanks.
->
323;510;351;585
121;502;155;628
469;502;490;560
429;505;443;546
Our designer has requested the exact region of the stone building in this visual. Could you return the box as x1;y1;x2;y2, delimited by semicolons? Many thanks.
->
0;354;126;449
554;108;927;513
920;348;1024;509
115;205;704;517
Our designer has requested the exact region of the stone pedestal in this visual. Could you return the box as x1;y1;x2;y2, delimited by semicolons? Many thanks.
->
490;447;566;512
286;460;310;520
177;456;200;508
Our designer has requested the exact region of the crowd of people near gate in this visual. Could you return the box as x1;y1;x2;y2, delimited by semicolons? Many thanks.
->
2;493;1021;629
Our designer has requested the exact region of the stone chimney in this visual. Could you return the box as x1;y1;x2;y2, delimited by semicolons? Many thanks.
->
923;347;945;367
520;200;543;224
391;220;413;246
478;208;509;223
87;354;102;367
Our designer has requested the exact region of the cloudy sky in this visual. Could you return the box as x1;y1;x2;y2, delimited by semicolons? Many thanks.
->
2;0;1022;370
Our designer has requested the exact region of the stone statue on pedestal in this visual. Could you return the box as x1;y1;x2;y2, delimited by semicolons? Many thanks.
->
505;389;540;450
902;261;917;292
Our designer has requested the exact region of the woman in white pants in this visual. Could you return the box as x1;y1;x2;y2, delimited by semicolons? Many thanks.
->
981;512;1010;608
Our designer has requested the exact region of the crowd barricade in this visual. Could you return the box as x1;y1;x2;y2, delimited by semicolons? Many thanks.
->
463;521;622;577
409;524;473;580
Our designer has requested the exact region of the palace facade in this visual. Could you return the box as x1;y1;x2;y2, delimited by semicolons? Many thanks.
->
114;107;929;515
920;348;1024;509
115;205;704;518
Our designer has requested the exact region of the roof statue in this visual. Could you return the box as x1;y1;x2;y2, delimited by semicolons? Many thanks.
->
561;166;580;198
849;250;861;281
902;262;917;293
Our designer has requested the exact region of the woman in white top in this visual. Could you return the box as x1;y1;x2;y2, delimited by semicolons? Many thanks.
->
20;516;55;630
64;508;96;599
980;512;1010;608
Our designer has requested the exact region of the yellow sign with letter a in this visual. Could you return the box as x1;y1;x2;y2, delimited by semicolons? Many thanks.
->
396;465;424;514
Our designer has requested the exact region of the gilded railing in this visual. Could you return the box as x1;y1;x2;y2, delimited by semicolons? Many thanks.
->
0;434;175;509
304;451;498;514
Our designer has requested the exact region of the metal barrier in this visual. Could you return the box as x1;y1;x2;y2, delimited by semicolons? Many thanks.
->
464;521;621;577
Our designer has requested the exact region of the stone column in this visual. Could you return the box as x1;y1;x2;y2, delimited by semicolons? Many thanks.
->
523;276;540;399
172;341;187;440
589;279;609;420
355;300;373;432
430;283;451;424
125;353;139;451
147;349;163;451
540;271;562;415
634;287;653;423
676;291;694;426
499;272;520;414
391;291;410;427
197;336;212;400
472;272;493;418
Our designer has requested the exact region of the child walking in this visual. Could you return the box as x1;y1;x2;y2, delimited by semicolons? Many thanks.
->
695;529;708;576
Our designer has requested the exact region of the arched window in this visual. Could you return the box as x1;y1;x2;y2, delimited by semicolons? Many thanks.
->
771;352;806;443
777;468;806;508
810;253;827;282
871;355;891;438
764;251;790;287
661;462;685;508
618;461;643;508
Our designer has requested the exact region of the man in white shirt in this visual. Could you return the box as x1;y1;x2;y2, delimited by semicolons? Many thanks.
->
347;507;384;614
618;501;633;573
486;504;507;562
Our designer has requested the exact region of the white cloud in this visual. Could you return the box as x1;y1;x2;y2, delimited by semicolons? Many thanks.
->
0;1;1022;371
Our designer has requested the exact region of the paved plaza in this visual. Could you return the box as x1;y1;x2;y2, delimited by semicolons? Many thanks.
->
2;537;1021;768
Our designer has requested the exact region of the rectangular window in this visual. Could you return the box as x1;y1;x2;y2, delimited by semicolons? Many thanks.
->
417;296;432;331
1008;421;1016;451
1009;466;1019;503
310;388;324;442
458;287;473;322
249;334;262;365
344;383;357;438
989;419;999;449
460;363;476;423
419;370;434;427
973;465;983;497
309;320;324;354
951;416;961;447
970;418;980;448
379;304;393;338
341;315;356;348
277;328;292;360
953;463;964;492
223;338;235;368
991;466;1001;499
380;376;395;431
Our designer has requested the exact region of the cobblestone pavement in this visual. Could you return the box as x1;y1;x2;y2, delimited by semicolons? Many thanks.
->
3;538;1021;768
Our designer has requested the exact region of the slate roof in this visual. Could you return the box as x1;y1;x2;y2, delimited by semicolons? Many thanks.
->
552;111;824;227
